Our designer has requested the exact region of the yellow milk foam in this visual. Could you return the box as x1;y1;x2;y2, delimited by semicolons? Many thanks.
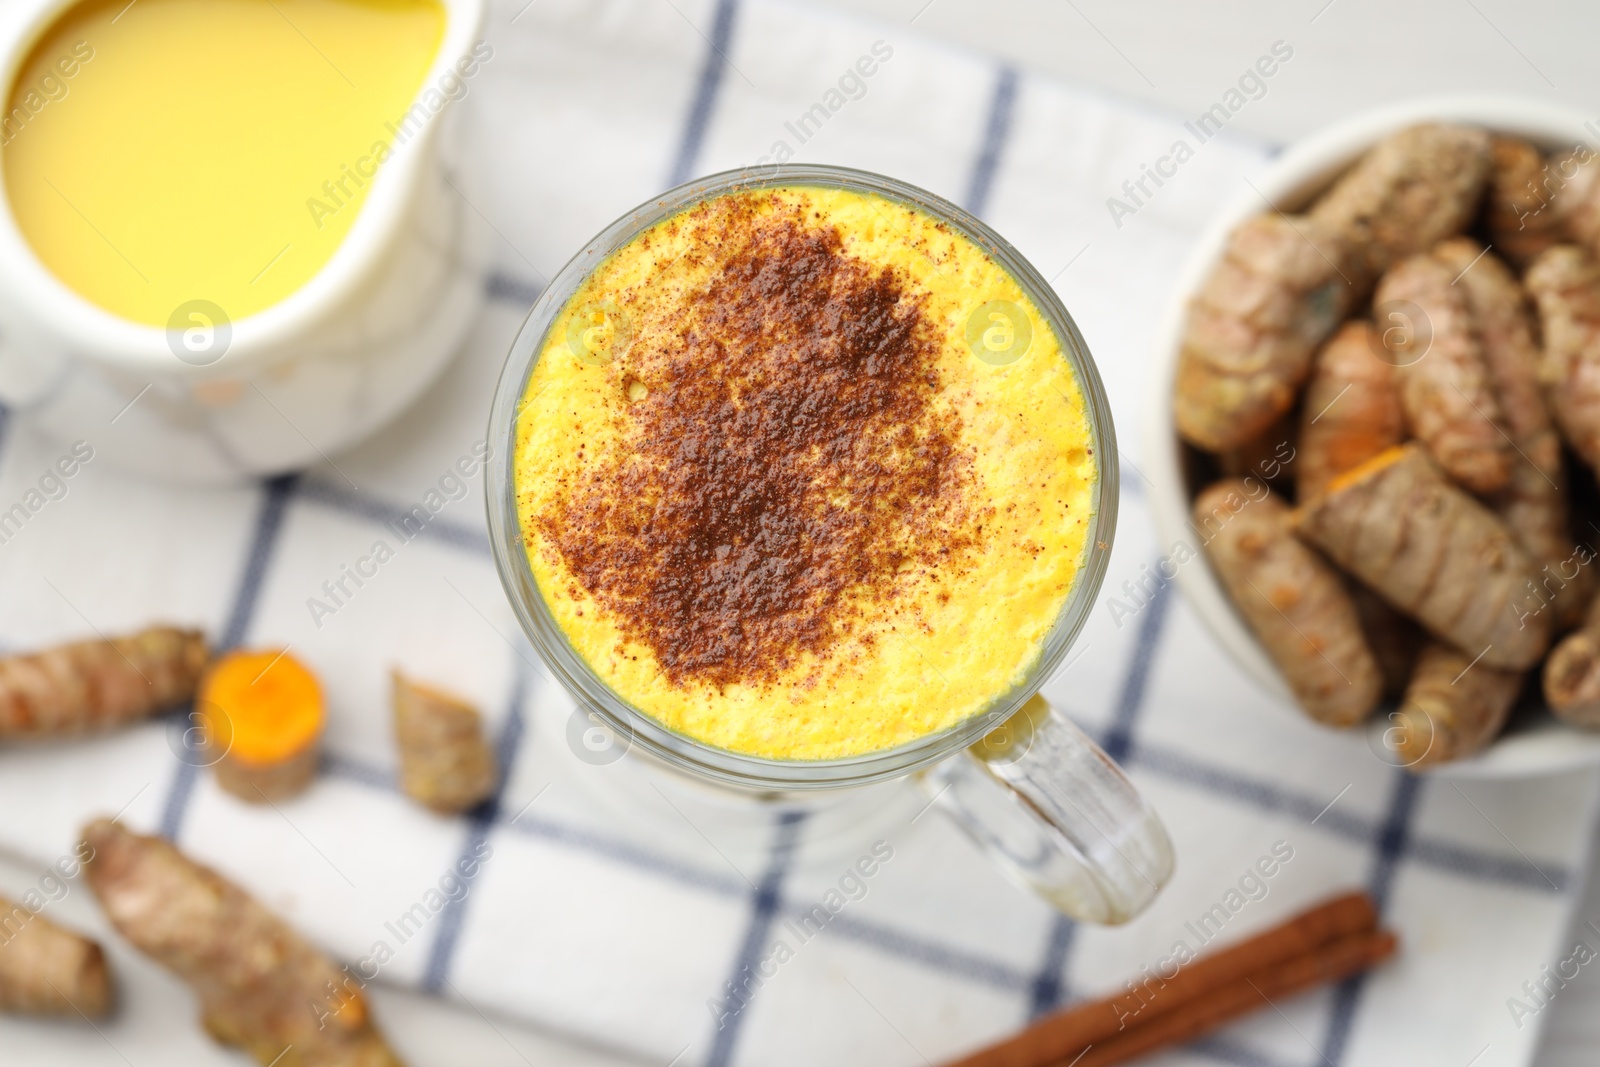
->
3;0;444;326
516;187;1098;761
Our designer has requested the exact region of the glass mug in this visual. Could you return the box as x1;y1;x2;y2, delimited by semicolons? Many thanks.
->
485;166;1174;924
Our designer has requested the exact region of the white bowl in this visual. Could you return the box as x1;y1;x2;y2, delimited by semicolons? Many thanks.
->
1145;94;1600;779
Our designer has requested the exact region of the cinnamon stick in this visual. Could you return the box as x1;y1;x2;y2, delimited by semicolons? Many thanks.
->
1076;929;1397;1067
943;892;1386;1067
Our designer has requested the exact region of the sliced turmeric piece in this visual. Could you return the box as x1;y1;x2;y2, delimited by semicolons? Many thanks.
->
0;626;208;739
1436;238;1591;627
1295;321;1405;501
1389;642;1522;768
1486;136;1566;268
1373;252;1512;493
392;671;496;815
1174;213;1350;451
199;650;323;803
82;819;402;1067
1294;444;1550;670
1194;480;1381;726
1526;244;1600;474
1308;123;1491;294
0;895;112;1017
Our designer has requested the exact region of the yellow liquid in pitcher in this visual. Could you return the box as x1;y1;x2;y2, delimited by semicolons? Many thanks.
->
2;0;445;325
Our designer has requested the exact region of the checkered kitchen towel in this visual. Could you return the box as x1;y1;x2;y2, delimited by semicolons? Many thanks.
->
0;1;1596;1065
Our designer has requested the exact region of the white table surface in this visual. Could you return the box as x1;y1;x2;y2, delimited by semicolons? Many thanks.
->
5;1;1600;1064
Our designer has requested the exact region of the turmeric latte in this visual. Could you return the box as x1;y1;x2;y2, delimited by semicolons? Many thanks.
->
514;187;1097;760
3;0;445;325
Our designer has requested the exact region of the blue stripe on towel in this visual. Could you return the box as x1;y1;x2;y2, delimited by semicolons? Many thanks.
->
215;474;303;650
1128;742;1565;892
705;810;807;1067
1322;770;1424;1066
1406;833;1567;893
157;473;301;841
508;811;751;899
485;271;544;307
1026;918;1078;1017
666;0;742;188
1368;771;1425;911
965;67;1020;217
423;656;531;993
321;751;399;792
812;909;1036;994
1102;575;1175;764
297;477;492;558
317;749;755;898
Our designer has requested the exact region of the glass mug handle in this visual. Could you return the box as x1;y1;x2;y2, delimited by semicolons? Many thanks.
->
919;694;1175;924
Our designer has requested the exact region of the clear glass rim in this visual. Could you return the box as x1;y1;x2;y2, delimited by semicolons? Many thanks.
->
484;163;1120;791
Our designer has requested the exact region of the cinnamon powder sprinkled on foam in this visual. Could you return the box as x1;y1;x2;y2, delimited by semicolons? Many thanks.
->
536;194;980;689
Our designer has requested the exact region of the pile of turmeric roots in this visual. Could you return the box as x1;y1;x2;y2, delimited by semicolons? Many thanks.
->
0;624;503;1065
1178;123;1600;768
